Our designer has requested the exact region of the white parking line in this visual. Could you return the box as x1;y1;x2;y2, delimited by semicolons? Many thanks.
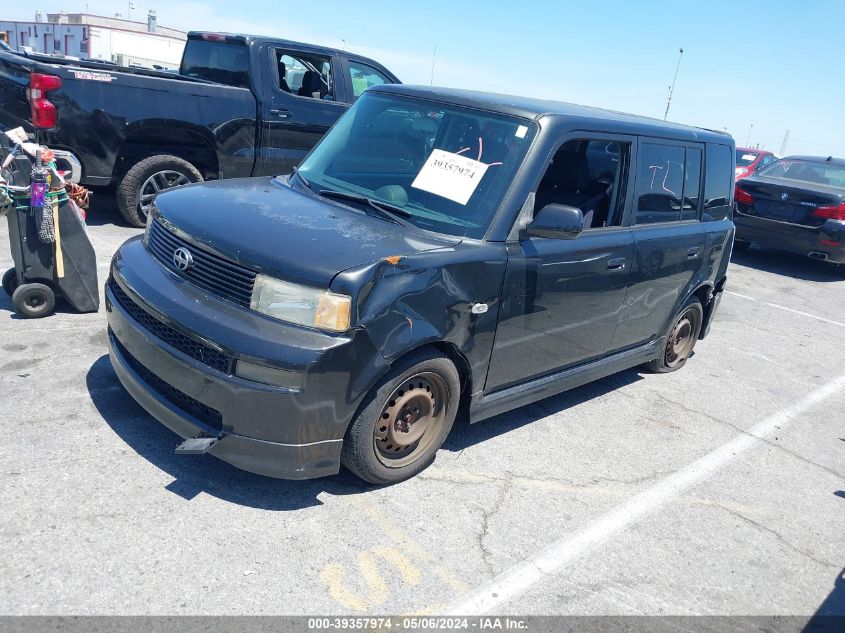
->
442;374;845;615
726;290;845;328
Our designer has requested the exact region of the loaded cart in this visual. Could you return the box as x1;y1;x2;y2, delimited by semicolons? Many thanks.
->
1;131;98;318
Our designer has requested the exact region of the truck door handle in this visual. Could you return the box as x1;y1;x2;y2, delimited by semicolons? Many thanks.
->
607;257;627;271
687;247;701;259
270;108;290;119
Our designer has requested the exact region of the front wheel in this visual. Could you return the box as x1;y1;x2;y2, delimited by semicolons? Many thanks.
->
341;350;460;485
643;297;703;374
116;155;203;227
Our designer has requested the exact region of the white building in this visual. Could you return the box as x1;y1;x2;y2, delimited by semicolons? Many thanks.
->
0;11;187;69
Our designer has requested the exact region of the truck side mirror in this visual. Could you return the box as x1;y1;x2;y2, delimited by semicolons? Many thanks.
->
526;204;585;239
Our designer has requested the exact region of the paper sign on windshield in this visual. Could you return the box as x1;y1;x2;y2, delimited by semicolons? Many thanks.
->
412;149;489;205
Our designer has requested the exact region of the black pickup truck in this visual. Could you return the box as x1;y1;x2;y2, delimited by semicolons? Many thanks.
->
0;32;399;225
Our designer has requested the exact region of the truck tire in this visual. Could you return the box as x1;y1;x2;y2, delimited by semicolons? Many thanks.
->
341;349;460;485
642;296;703;374
116;155;203;227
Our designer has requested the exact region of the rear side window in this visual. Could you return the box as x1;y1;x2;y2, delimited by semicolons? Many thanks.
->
276;49;334;100
635;143;685;224
181;39;250;88
703;144;733;221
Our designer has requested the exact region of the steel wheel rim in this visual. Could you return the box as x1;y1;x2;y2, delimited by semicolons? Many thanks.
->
27;294;44;308
138;170;192;217
665;309;699;368
374;372;450;468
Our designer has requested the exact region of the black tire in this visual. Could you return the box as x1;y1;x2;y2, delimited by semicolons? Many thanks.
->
642;296;704;374
341;349;460;485
116;155;203;227
733;239;751;252
12;283;55;319
2;268;18;297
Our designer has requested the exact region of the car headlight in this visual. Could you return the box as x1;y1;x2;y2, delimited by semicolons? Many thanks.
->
250;274;351;332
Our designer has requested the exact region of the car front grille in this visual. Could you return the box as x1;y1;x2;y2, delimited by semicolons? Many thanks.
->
147;218;257;308
111;333;223;433
108;278;232;374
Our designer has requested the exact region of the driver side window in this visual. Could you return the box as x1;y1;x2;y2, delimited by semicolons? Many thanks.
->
535;139;627;229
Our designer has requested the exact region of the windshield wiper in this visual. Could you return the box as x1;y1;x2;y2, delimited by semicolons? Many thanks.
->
290;166;312;191
317;189;412;226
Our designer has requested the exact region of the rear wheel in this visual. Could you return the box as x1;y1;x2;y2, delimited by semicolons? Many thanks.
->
116;155;202;227
341;350;460;485
2;268;18;297
12;283;55;319
643;297;703;374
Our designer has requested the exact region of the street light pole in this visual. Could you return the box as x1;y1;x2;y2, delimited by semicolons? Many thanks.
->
663;47;684;121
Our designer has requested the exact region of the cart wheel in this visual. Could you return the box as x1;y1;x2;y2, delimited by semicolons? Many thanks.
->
12;283;55;318
2;268;18;297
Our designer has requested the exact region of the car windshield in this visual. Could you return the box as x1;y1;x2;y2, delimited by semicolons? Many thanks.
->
297;92;537;238
757;159;845;189
735;150;759;167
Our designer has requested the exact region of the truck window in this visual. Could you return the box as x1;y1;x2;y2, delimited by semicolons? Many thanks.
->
635;142;685;225
275;49;334;100
536;139;628;229
349;60;391;99
703;144;733;221
181;39;250;88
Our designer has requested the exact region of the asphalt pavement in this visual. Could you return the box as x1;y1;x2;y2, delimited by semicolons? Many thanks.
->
0;191;843;616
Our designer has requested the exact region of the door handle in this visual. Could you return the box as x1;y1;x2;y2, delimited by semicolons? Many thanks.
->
687;247;701;259
269;108;291;119
607;257;627;271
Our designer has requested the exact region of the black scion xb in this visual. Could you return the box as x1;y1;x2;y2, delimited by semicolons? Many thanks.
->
106;85;735;484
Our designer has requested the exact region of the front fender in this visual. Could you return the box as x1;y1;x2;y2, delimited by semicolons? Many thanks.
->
331;243;509;395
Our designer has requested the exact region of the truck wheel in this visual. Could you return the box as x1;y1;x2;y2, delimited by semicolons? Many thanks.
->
642;296;703;374
116;155;203;227
12;283;55;319
341;350;460;485
2;268;18;297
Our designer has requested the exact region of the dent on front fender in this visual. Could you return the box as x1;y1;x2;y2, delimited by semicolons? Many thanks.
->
332;246;508;392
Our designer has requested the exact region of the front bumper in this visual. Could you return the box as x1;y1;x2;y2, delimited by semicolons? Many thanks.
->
734;213;845;264
105;237;388;479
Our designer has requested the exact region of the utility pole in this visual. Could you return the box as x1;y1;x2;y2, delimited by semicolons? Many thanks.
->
745;123;754;147
430;44;437;85
663;48;684;121
780;129;790;156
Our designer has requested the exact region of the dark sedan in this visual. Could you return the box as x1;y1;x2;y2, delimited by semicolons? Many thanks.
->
734;156;845;265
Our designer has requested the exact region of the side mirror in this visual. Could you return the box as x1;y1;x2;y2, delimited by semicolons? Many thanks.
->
526;203;584;239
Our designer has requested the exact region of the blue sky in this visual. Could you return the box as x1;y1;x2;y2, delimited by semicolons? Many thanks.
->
6;0;844;156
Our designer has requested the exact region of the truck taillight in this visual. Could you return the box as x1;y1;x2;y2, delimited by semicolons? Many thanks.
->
734;183;753;205
27;72;62;129
812;202;845;221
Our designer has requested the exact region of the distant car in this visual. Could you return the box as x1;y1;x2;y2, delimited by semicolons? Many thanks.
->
735;148;777;180
734;155;845;265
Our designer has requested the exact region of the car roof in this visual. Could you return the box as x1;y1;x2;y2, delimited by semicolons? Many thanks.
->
370;84;733;144
780;155;845;166
736;147;771;155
